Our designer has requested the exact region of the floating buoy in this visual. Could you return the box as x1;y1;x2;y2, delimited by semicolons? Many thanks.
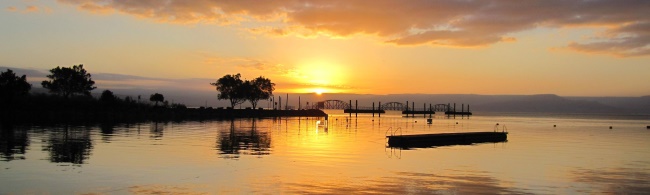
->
609;126;613;129
647;126;650;129
496;123;499;125
414;120;417;123
456;122;459;124
554;125;556;127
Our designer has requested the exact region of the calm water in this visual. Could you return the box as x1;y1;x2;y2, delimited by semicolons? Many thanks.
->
1;111;650;194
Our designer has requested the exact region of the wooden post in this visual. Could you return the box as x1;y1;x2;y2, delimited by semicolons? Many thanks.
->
378;101;381;117
454;103;456;115
423;103;426;117
429;104;432;118
412;102;415;117
299;96;301;110
372;102;375;117
355;100;358;117
349;100;352;117
279;96;282;110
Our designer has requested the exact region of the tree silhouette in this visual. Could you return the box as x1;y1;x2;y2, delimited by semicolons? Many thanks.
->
41;65;96;98
244;76;275;109
99;90;117;103
149;93;164;106
211;74;245;108
0;69;32;103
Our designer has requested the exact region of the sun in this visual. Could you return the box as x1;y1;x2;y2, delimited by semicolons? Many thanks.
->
314;88;325;95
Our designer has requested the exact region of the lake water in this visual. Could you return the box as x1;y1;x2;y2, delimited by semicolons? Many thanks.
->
2;111;650;194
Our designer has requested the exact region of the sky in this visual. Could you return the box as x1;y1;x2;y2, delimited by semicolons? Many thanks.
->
1;0;649;97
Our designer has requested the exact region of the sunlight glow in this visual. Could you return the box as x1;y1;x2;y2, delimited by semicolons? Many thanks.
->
314;88;325;95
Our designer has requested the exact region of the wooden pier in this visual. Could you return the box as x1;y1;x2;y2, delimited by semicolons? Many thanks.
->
312;99;473;117
445;111;473;115
387;132;507;148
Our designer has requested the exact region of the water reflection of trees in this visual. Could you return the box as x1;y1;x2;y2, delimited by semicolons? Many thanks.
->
0;124;29;161
218;119;271;159
42;125;93;164
150;122;165;139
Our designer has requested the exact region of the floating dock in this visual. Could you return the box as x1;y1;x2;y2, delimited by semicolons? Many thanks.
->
444;111;473;115
387;132;507;148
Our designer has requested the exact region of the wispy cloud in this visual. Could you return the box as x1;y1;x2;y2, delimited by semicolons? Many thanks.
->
200;54;303;79
55;0;650;57
6;6;17;12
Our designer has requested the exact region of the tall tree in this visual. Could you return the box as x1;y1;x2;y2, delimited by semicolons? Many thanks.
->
244;76;275;109
0;69;32;102
41;65;96;98
210;74;245;108
149;93;164;106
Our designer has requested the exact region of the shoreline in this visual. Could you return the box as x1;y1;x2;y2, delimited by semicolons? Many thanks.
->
1;108;328;124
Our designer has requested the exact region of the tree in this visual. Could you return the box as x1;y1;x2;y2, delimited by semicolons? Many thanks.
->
149;93;164;106
210;74;245;108
0;69;32;102
99;90;117;103
244;76;275;109
41;64;96;98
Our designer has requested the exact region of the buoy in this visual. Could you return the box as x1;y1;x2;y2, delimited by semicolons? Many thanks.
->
456;122;458;124
646;126;649;129
415;120;417;123
609;126;613;129
554;125;556;127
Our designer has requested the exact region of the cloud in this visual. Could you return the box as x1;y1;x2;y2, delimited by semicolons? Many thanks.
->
25;5;39;13
6;6;17;12
56;0;650;56
200;54;302;78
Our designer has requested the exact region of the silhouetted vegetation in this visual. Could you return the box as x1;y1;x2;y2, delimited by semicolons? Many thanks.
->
0;69;32;104
41;64;96;98
149;93;164;106
243;76;275;109
211;74;275;109
99;90;117;103
1;67;323;124
211;73;245;108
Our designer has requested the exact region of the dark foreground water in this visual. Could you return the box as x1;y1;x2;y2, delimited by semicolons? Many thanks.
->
1;111;650;194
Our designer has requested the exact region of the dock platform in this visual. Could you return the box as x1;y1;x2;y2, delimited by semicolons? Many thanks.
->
387;131;507;148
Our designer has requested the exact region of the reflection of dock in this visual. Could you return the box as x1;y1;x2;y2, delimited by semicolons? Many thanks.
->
387;132;507;149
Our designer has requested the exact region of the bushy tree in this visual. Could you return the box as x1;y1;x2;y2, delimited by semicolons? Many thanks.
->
244;76;275;109
0;69;32;102
211;74;275;109
41;64;96;98
149;93;164;106
211;74;245;108
99;90;117;103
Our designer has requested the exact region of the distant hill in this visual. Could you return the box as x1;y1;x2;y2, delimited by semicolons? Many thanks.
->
472;94;623;113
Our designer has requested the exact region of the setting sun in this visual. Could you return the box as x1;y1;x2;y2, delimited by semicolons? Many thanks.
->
314;88;325;95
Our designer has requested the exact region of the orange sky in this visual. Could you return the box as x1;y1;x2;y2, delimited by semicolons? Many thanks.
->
1;0;649;96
